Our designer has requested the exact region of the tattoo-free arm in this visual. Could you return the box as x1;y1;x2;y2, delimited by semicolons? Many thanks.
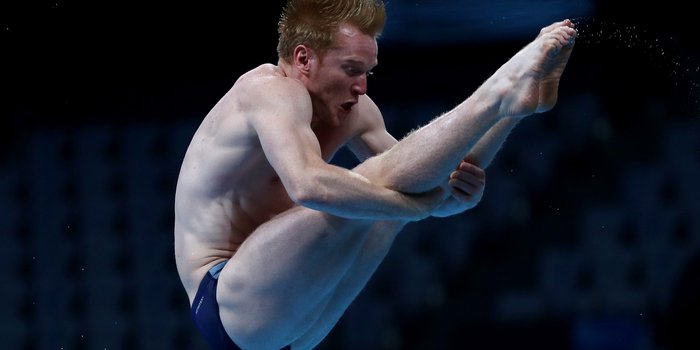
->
247;77;441;221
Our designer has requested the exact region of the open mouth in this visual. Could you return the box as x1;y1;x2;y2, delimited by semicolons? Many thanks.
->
341;102;354;111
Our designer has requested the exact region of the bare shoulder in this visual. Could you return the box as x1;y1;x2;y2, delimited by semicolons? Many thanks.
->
232;65;314;139
234;63;286;90
233;64;311;113
353;94;386;131
206;64;312;141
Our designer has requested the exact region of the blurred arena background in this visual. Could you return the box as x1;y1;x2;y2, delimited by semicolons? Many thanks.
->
2;0;699;349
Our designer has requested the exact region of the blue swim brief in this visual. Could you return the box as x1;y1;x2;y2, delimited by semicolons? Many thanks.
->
191;260;292;350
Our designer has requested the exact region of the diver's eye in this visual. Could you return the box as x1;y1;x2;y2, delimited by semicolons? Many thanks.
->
344;66;366;77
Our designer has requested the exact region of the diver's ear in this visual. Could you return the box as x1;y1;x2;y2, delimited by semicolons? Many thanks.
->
293;44;315;75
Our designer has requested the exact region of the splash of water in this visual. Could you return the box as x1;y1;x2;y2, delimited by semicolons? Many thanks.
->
571;16;700;115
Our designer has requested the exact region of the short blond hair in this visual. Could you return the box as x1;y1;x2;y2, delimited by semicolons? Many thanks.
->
277;0;386;63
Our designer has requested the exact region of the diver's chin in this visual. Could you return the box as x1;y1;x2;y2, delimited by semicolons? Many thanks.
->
335;107;352;122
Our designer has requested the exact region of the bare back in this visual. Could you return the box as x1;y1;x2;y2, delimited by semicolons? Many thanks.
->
174;63;373;303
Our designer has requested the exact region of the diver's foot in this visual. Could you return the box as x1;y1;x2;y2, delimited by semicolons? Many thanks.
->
495;19;577;117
